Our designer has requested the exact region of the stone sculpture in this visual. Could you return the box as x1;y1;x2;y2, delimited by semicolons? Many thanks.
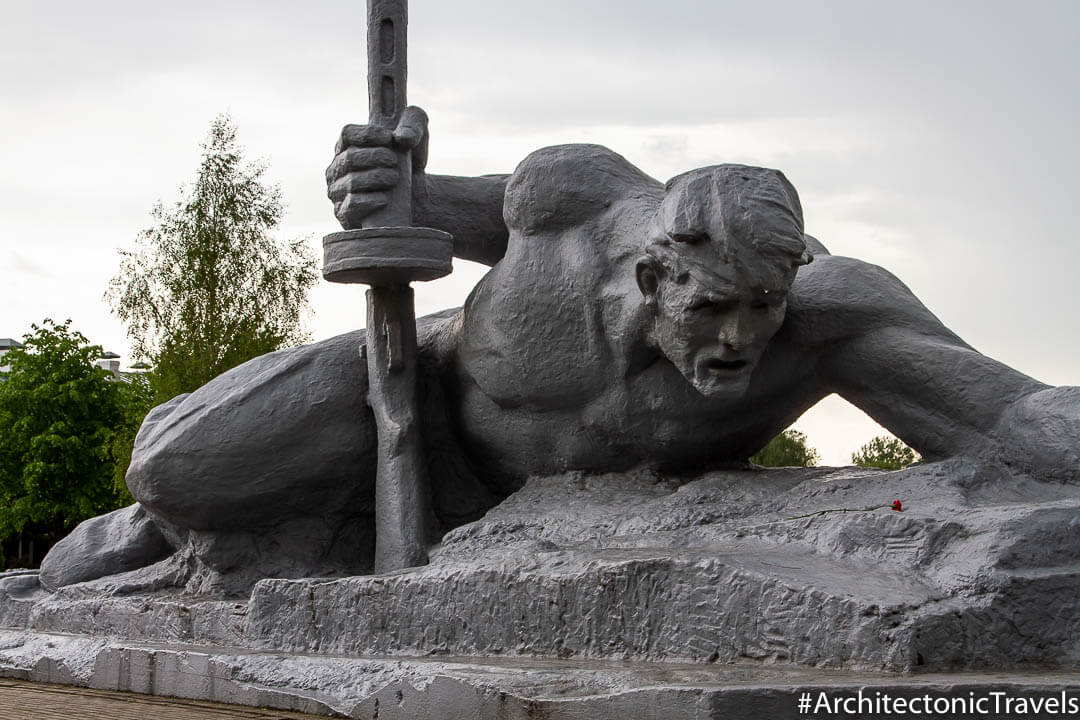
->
18;0;1080;692
37;111;1080;594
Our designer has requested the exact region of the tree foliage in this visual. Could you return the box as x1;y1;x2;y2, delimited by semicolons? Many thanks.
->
751;429;821;468
0;320;134;563
108;114;317;404
851;435;921;470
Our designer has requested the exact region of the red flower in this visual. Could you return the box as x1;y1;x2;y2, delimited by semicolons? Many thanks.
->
891;500;903;512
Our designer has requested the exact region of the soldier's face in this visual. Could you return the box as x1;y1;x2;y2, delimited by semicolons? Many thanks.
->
646;166;804;397
650;266;788;398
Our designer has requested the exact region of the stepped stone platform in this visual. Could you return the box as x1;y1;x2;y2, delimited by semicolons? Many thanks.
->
2;463;1078;717
0;677;327;719
2;632;1079;719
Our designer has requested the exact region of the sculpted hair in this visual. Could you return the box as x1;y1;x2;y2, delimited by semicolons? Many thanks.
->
647;165;812;291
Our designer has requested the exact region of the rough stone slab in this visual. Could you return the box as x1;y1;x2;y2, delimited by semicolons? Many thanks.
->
246;542;936;668
29;595;247;647
0;572;38;629
0;629;1078;719
240;463;1080;672
7;464;1080;674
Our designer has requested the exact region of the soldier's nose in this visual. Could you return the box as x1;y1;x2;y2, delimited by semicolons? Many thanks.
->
719;330;746;352
718;319;747;352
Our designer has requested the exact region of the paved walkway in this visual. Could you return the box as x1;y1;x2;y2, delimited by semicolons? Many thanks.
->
0;679;332;719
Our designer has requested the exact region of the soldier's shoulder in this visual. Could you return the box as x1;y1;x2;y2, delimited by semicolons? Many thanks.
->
785;254;937;342
504;144;662;235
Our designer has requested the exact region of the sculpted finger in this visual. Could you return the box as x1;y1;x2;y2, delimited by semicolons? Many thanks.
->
334;123;394;154
345;146;397;170
335;192;389;227
327;169;400;203
325;146;398;184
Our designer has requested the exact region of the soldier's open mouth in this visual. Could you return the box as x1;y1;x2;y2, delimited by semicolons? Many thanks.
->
705;358;747;373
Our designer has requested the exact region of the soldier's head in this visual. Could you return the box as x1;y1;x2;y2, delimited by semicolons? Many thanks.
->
637;165;811;398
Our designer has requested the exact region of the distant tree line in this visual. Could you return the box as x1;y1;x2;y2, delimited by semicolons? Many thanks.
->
751;429;919;470
851;435;921;470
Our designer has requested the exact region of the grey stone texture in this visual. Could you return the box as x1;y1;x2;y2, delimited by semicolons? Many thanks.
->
14;463;1080;675
1;624;1077;719
4;503;1080;720
38;503;171;591
245;462;1080;673
0;630;1077;720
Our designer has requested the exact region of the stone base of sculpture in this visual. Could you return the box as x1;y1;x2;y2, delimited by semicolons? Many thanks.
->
2;632;1078;719
2;462;1077;717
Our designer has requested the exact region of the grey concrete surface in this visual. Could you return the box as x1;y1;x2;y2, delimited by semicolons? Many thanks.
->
0;630;1077;719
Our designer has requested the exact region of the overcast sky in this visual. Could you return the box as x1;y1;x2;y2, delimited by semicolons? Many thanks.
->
2;0;1077;464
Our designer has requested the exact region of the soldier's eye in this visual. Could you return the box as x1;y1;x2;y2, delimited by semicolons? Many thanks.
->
689;299;734;313
669;231;710;245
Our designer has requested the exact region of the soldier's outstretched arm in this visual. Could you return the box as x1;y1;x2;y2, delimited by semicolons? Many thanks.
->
791;255;1079;478
415;172;510;265
326;107;510;266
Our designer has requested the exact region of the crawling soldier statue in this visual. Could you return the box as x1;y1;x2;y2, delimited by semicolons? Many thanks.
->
40;109;1080;591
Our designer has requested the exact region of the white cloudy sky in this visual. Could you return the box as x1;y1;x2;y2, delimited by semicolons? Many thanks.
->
2;0;1077;464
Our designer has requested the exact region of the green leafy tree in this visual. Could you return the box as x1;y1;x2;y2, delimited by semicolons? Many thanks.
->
751;429;821;467
108;114;318;405
0;320;132;566
851;435;920;470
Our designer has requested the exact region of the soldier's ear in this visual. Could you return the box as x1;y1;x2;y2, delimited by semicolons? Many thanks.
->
636;256;661;309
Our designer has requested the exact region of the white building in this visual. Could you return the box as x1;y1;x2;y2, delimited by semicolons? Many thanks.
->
94;351;122;378
0;338;23;375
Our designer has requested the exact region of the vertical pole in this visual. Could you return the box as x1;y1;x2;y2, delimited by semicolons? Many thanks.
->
323;0;449;573
367;0;407;125
366;0;412;229
366;285;429;571
364;0;429;572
